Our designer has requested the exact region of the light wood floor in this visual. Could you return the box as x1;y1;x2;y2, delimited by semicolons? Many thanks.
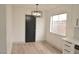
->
11;41;62;54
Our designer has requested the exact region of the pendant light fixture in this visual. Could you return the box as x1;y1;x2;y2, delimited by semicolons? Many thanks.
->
31;4;42;17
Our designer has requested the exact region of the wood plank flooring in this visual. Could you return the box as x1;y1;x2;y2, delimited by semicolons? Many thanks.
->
11;41;62;54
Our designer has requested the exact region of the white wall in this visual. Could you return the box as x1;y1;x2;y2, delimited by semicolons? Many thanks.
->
0;5;7;53
0;5;13;54
12;6;25;43
45;5;79;51
36;17;46;42
6;5;13;53
12;5;46;43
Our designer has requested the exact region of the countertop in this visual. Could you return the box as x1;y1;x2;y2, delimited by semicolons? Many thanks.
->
62;37;79;45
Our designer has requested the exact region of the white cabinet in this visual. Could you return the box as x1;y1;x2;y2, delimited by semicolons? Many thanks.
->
63;26;79;54
63;39;74;54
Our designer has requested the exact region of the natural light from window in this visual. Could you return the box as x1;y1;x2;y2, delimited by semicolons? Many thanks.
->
50;13;67;36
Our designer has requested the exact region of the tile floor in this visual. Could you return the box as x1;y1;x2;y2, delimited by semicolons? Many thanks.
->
11;41;62;54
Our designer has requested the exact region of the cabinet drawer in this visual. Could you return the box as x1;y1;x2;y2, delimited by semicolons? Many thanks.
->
63;49;74;54
64;40;73;46
64;44;74;50
63;40;74;54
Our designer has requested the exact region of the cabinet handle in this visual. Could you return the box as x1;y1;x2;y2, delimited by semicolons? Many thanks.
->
65;44;71;47
65;41;72;44
64;49;71;52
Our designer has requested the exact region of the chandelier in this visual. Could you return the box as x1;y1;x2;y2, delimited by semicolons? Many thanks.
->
31;4;42;17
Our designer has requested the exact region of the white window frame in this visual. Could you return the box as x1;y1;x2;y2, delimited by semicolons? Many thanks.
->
50;13;67;36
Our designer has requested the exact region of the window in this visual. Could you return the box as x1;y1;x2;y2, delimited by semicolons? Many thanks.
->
50;13;67;36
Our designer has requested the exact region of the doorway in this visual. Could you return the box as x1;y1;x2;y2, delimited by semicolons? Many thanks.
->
25;15;36;42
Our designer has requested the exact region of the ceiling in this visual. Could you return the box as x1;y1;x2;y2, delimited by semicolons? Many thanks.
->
12;4;73;11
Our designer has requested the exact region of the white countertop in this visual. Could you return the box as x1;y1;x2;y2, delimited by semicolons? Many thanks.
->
62;38;79;45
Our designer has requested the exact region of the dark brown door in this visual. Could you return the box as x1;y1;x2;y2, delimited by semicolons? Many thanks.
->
25;15;36;42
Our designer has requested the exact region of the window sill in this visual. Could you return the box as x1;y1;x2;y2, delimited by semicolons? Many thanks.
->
50;32;66;37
